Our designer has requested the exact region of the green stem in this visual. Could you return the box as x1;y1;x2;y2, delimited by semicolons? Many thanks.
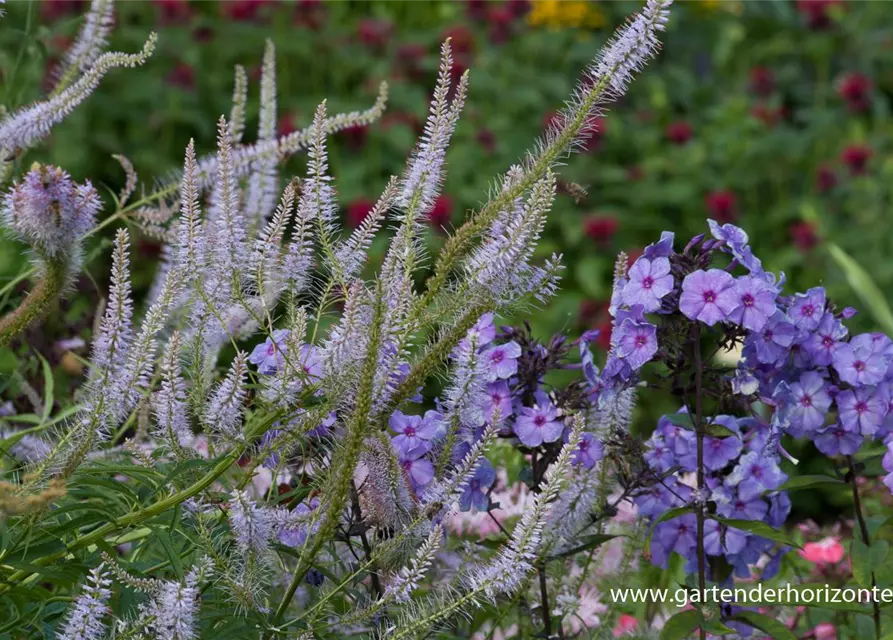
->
0;257;67;348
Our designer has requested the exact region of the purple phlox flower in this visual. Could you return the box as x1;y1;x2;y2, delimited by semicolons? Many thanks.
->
249;329;290;375
651;513;698;568
459;312;496;353
512;391;563;447
643;231;675;260
788;287;826;331
679;269;738;326
278;497;320;547
298;344;324;382
644;433;675;472
804;312;848;367
750;311;797;365
837;386;888;438
704;519;749;556
458;459;496;512
731;367;760;396
482;380;514;423
703;428;743;471
578;330;602;388
399;447;435;490
622;256;674;312
814;423;863;457
635;477;691;518
483;340;521;381
707;219;749;251
728;275;777;332
601;354;632;386
834;333;891;387
614;318;658;370
768;492;791;528
785;371;832;436
571;432;604;469
615;304;647;327
841;307;859;320
390;409;443;457
609;276;628;318
725;451;787;501
261;427;284;468
308;411;337;438
715;489;768;521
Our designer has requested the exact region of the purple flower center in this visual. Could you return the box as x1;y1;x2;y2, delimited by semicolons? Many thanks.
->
854;361;866;372
855;402;868;415
800;395;812;407
491;350;504;364
533;414;547;427
579;440;590;451
801;304;815;317
470;480;480;490
702;290;717;304
641;276;654;290
634;335;648;349
741;293;754;307
404;426;416;437
266;342;276;356
822;336;834;348
751;465;762;478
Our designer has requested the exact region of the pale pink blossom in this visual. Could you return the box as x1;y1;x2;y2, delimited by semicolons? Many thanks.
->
799;536;845;566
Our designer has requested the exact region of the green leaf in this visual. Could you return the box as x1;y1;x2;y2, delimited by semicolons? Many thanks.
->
664;413;695;430
828;243;893;336
704;422;737;438
34;351;54;424
550;534;620;559
155;528;183;579
660;610;702;640
710;517;801;549
852;538;889;587
777;474;845;492
701;618;737;636
730;611;797;640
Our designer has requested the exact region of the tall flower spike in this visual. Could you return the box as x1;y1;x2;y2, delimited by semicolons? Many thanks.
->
229;489;274;555
0;33;156;154
207;116;247;299
145;562;206;640
153;331;191;449
386;524;443;603
173;140;204;281
398;39;468;215
249;180;296;299
204;351;248;439
244;40;279;228
89;229;133;388
55;0;116;91
303;101;339;247
58;563;113;640
228;65;249;145
330;175;398;281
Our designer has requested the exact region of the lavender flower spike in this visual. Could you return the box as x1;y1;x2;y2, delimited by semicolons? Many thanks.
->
89;228;133;394
58;563;113;640
55;0;115;90
0;33;156;154
204;351;248;440
153;331;192;449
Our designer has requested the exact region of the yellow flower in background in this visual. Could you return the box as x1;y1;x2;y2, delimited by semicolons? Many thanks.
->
528;0;607;30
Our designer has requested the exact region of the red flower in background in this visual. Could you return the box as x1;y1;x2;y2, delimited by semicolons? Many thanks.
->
815;164;837;193
487;5;515;44
153;0;193;24
749;67;775;96
507;0;531;18
429;195;453;231
42;0;85;21
346;198;375;229
166;62;196;90
580;115;606;152
395;43;428;82
293;0;327;30
277;112;297;137
705;190;737;223
465;0;489;22
796;0;844;30
836;73;872;113
665;121;693;145
223;0;274;22
789;221;820;252
583;215;618;245
751;103;785;128
357;18;393;51
341;124;369;150
476;128;496;154
840;144;872;175
578;301;612;351
443;25;476;58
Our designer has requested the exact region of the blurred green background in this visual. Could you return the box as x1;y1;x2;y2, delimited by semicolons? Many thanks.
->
3;0;893;345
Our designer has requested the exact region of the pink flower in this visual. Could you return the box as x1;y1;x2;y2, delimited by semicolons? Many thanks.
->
166;63;195;91
429;195;452;231
584;215;618;245
837;73;872;113
816;164;837;193
346;198;375;229
613;614;638;637
705;190;737;223
814;622;837;639
357;18;393;50
789;221;820;253
796;0;844;30
841;145;872;175
665;121;693;145
799;536;845;566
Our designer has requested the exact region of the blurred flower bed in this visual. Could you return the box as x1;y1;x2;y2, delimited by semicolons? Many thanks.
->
4;0;892;342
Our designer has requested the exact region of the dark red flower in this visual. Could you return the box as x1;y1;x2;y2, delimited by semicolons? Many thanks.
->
665;121;693;145
346;198;375;229
278;113;297;137
476;128;496;154
507;0;531;18
837;73;872;113
705;190;737;223
580;115;606;152
751;103;785;128
749;67;775;96
193;26;214;43
42;0;85;21
341;124;369;150
487;6;515;44
626;249;644;268
442;25;476;58
166;63;195;91
583;215;618;245
466;0;489;21
223;0;273;22
429;195;453;231
153;0;193;24
357;18;393;51
395;43;428;82
796;0;844;30
293;0;327;29
815;164;837;193
789;221;820;252
840;145;872;175
578;301;613;350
